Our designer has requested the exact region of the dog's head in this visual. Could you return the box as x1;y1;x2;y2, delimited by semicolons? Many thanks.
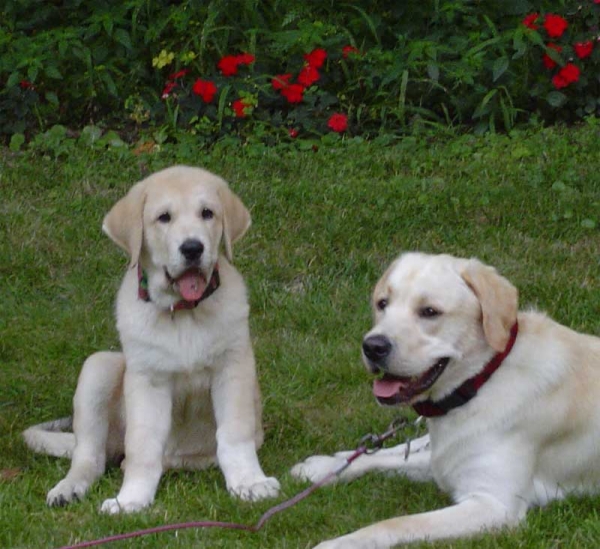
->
362;252;518;406
102;165;250;308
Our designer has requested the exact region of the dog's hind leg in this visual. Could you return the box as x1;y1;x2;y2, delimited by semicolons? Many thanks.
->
47;352;125;506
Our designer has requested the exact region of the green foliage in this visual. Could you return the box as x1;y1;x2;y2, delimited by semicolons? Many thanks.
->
518;4;600;123
1;0;595;144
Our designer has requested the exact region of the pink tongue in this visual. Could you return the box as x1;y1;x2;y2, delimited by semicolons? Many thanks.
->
373;378;405;398
176;270;207;302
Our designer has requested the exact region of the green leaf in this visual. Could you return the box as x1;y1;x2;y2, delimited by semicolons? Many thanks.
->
103;131;127;148
492;57;509;82
44;66;62;80
473;89;498;119
113;29;132;49
398;70;409;125
551;181;567;192
216;85;231;129
7;71;22;88
546;91;567;108
581;219;597;229
427;63;439;82
45;92;59;106
9;133;25;152
99;71;118;96
102;17;114;36
26;65;38;82
58;40;68;56
80;125;103;146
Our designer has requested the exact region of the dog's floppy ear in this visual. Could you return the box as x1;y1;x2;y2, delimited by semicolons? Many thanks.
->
102;181;147;268
218;186;251;261
461;259;518;352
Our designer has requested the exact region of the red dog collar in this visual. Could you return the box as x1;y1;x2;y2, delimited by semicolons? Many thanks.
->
412;322;519;418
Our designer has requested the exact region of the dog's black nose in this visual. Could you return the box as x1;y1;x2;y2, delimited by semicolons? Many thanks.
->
179;239;204;262
362;335;392;363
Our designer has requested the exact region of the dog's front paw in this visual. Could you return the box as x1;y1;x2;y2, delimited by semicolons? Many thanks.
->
229;476;280;501
291;455;346;484
47;478;89;507
100;496;151;514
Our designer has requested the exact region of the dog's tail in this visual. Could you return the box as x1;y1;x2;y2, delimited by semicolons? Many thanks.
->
22;417;75;458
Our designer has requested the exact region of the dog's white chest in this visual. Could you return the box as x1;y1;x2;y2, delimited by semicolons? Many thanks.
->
132;314;232;373
117;270;243;374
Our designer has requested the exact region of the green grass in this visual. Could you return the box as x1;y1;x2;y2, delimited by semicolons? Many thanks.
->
1;122;599;549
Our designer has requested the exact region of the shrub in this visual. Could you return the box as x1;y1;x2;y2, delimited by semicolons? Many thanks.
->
2;0;596;145
519;5;600;122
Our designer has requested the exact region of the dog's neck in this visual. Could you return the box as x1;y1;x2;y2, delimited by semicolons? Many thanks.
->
137;263;220;312
412;322;519;418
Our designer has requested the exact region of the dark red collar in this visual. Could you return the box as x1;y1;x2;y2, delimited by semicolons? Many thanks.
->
137;264;220;312
412;322;519;418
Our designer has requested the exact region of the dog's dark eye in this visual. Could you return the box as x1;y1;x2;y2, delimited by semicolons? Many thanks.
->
376;298;388;311
201;208;214;220
157;212;171;223
419;306;440;318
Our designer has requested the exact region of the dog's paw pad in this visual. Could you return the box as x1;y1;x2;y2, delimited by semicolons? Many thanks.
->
291;455;345;484
230;476;280;501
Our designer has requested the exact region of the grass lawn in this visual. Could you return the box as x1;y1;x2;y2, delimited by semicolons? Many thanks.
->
1;122;599;549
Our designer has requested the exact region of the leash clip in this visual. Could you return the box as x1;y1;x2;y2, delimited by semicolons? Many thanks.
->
404;415;424;461
359;417;408;455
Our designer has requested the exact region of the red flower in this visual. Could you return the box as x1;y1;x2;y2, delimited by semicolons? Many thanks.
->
542;43;562;69
552;63;580;89
543;14;568;39
327;113;348;133
298;65;320;87
19;80;35;90
232;99;252;118
288;128;299;138
303;48;327;69
161;81;177;99
218;53;255;76
271;73;292;91
235;53;255;65
522;13;539;30
280;83;304;103
167;69;190;80
342;45;360;58
192;78;217;103
574;41;594;59
218;55;240;76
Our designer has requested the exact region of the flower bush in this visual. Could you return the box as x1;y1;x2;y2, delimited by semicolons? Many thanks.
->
1;0;599;145
154;46;359;145
520;4;600;118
